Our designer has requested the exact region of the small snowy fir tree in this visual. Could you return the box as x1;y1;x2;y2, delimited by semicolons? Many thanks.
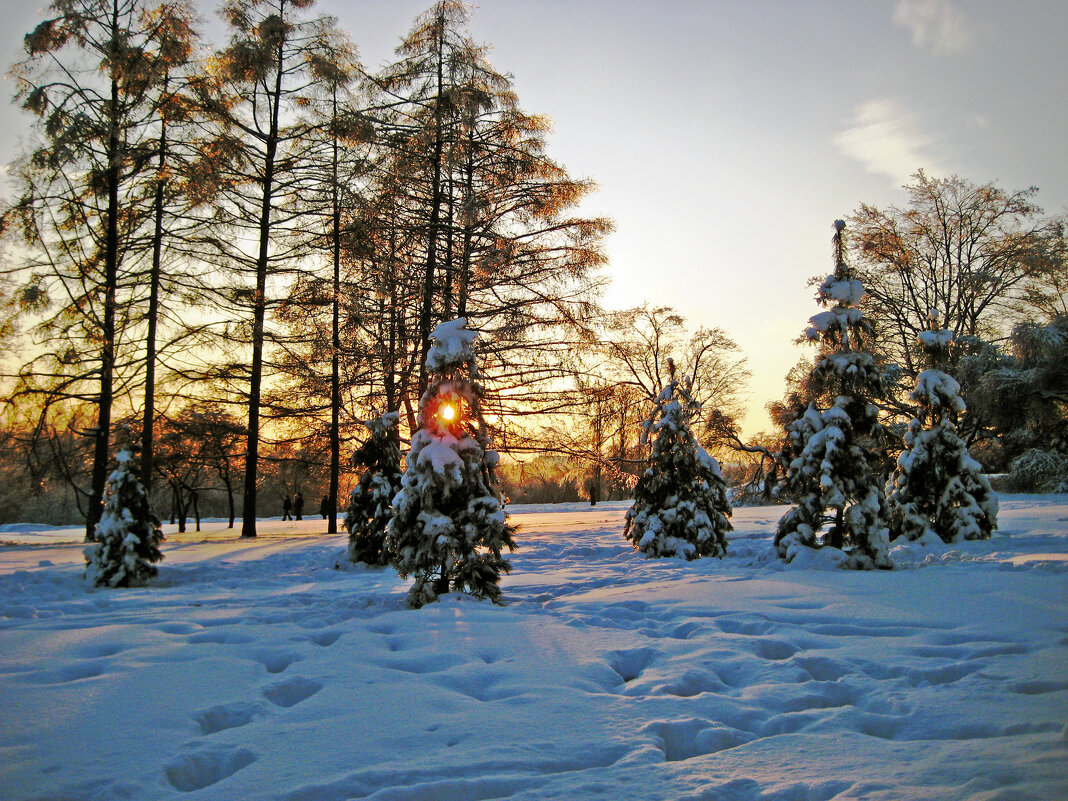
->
775;220;892;569
624;360;731;558
345;410;403;565
387;318;517;608
84;449;165;588
886;320;997;542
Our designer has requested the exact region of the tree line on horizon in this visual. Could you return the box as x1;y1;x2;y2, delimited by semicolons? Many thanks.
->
0;0;1065;536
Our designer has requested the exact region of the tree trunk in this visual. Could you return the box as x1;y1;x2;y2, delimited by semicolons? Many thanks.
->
442;171;455;318
829;506;845;550
403;395;417;437
456;130;476;318
328;89;341;535
240;39;285;539
240;207;270;538
172;480;187;534
86;51;122;542
591;409;603;505
224;473;235;529
141;110;167;492
434;562;450;596
416;17;447;396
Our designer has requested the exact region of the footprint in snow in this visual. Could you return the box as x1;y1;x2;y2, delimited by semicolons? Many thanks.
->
378;652;471;675
749;638;800;661
714;614;776;636
638;619;708;640
792;655;851;682
262;676;323;708
187;630;255;645
436;670;523;702
28;660;108;685
384;635;419;653
156;622;200;635
605;647;659;685
1010;679;1068;695
307;629;342;647
164;744;257;792
640;718;748;762
652;668;725;698
251;648;302;674
197;616;247;628
194;701;267;735
71;640;128;659
905;660;984;687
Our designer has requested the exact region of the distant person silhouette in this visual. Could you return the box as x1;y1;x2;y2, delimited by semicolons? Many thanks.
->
294;492;304;521
282;495;293;521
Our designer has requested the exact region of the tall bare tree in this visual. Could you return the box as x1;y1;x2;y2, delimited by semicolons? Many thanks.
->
541;305;750;491
359;0;611;441
135;3;198;493
850;171;1065;378
192;0;350;537
7;0;200;539
295;28;367;533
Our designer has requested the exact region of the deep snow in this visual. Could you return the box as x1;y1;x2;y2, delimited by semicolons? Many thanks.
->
1;496;1066;800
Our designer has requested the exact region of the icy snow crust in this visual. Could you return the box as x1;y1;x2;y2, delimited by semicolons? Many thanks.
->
1;496;1067;800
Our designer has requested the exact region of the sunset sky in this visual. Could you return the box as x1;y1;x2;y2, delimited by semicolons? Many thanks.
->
2;0;1066;435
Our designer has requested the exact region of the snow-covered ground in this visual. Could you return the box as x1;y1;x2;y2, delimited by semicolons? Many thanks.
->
1;496;1066;801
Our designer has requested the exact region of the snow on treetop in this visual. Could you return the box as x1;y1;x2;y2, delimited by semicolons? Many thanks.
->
427;318;478;371
919;329;954;349
696;445;724;478
818;276;864;307
107;449;139;484
821;351;875;376
413;432;465;476
362;410;399;431
913;369;965;413
805;307;863;339
806;310;837;338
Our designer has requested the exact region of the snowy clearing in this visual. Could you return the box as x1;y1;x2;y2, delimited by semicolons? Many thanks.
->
1;496;1066;801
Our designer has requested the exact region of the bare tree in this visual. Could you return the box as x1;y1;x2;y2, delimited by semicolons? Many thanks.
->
7;0;200;539
191;0;350;537
361;0;611;438
850;171;1065;378
542;305;750;491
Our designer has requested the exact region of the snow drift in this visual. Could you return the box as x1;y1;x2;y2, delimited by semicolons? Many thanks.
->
1;497;1066;800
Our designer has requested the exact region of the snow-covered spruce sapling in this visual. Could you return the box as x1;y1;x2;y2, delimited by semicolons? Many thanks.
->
387;319;517;608
774;220;892;569
84;449;165;588
625;360;731;558
886;322;997;542
345;411;403;564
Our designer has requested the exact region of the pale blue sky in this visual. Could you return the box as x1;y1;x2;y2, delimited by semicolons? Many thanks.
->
3;0;1066;434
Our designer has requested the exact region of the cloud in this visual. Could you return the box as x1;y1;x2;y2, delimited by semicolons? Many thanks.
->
833;99;941;184
893;0;972;55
